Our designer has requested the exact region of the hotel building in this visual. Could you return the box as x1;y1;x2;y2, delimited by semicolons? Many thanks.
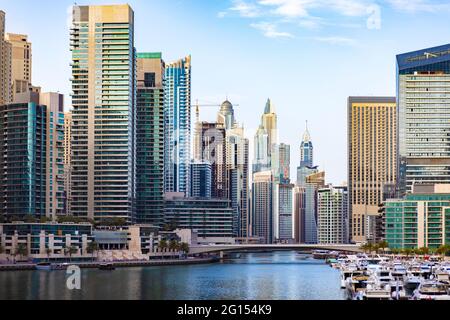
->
347;96;397;243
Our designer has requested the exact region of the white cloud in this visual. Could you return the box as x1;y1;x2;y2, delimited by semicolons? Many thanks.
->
313;36;356;45
258;0;311;18
250;22;295;38
386;0;450;13
217;11;228;18
230;0;262;17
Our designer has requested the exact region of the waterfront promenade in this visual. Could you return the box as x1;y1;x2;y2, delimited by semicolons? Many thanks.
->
0;257;219;271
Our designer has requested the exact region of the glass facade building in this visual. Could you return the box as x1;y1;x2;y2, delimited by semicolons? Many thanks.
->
189;161;212;199
397;44;450;194
0;92;64;218
0;101;46;216
164;194;233;238
135;52;165;225
164;56;191;195
384;184;450;249
70;5;136;221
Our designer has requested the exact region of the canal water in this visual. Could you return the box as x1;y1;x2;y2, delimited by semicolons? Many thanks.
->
0;251;346;300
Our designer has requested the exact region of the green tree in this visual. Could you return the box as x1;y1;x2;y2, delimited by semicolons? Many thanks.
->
169;240;179;252
15;244;28;261
158;240;168;252
65;246;78;262
86;241;99;261
180;243;189;254
403;248;413;257
377;241;389;253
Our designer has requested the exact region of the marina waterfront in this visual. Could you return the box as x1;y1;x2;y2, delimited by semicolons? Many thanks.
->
0;251;345;300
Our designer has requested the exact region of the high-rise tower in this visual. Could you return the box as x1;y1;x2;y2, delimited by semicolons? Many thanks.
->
164;56;191;195
397;44;450;194
135;52;165;225
348;97;397;243
70;5;136;221
0;11;11;105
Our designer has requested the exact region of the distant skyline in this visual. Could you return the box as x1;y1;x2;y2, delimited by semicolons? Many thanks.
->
2;0;450;184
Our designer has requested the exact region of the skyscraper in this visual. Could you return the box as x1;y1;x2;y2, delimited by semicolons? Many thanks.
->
252;170;273;244
317;185;349;244
225;123;249;238
397;44;450;194
347;96;397;243
135;52;165;225
70;5;136;221
193;121;226;199
300;122;313;168
0;92;64;218
164;55;191;196
295;124;323;244
253;98;277;174
0;11;11;105
274;143;290;183
274;182;294;243
5;33;32;100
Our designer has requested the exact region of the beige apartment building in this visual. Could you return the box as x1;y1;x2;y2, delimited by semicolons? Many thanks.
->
70;5;135;220
348;97;397;243
5;33;32;100
0;11;11;105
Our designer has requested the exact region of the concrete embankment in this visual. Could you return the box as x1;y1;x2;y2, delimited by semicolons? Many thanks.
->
0;257;219;271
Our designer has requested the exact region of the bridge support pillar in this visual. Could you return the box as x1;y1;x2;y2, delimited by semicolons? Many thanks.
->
219;251;224;259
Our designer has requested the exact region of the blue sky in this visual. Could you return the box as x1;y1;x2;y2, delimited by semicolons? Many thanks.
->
2;0;450;184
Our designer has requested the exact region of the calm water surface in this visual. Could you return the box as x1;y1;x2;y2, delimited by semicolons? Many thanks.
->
0;251;345;300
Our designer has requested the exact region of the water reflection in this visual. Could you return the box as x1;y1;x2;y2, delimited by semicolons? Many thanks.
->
0;251;346;300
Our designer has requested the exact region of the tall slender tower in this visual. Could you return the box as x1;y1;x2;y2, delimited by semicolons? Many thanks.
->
348;97;397;243
164;56;191;195
0;11;11;105
70;5;136;221
295;124;323;244
135;52;165;225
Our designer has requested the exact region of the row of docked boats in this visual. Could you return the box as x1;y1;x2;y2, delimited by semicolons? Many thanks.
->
331;254;450;300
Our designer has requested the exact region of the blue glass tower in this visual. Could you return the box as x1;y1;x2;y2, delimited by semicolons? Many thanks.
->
397;44;450;194
164;56;191;195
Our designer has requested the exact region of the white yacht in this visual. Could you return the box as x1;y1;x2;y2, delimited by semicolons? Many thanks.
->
413;281;450;300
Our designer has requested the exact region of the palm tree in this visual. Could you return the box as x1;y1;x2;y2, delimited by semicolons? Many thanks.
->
64;246;78;262
158;240;168;252
86;241;99;261
169;240;178;252
377;241;389;253
403;248;412;257
15;244;27;261
180;243;189;255
360;243;369;253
